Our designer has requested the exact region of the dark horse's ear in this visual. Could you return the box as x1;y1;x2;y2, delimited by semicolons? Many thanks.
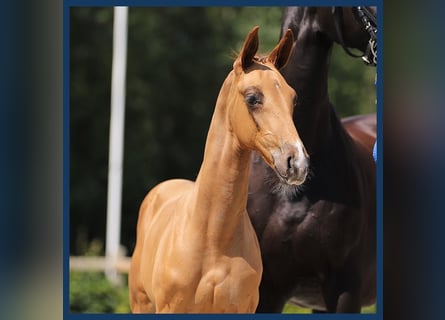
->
234;26;259;72
267;28;294;70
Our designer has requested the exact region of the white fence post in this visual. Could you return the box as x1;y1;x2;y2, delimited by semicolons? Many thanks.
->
105;6;128;285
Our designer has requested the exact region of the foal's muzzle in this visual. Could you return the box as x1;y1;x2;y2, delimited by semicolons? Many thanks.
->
273;142;309;185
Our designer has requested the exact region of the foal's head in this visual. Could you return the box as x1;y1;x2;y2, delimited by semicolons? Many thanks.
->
229;26;309;186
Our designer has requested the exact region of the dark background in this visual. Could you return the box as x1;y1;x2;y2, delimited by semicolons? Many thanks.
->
1;1;445;320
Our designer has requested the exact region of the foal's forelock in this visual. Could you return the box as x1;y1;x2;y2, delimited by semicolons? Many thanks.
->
253;56;268;64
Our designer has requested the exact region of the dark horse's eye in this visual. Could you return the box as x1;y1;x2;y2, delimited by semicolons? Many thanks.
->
245;91;263;109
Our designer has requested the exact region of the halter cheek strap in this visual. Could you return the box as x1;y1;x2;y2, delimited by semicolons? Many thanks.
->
332;7;363;58
332;6;377;66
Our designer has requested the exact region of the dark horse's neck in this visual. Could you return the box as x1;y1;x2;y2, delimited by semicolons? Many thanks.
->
280;22;336;156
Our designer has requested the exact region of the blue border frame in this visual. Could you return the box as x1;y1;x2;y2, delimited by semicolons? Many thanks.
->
375;3;383;317
63;1;71;317
66;0;378;6
64;1;383;319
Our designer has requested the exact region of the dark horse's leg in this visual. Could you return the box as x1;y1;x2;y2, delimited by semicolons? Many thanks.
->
255;279;289;313
322;268;361;313
335;290;361;313
256;265;292;313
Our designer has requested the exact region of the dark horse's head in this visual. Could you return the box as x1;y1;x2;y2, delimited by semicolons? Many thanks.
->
281;7;377;65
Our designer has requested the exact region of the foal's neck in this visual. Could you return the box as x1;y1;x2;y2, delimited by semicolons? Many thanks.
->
192;74;252;251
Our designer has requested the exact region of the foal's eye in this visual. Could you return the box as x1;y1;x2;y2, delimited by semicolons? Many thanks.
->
246;95;259;105
245;92;263;109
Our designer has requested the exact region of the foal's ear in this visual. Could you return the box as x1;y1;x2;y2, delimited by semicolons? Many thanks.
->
234;26;259;72
267;28;294;70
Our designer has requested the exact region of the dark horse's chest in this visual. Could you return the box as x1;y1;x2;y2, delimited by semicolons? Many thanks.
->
247;150;373;311
250;150;366;260
259;188;363;270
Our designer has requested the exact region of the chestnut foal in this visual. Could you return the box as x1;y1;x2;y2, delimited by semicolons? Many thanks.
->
129;27;308;313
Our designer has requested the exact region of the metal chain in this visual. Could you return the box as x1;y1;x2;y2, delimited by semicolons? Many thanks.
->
357;7;377;66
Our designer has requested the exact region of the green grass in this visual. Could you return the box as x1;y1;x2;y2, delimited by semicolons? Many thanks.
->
282;303;312;313
361;304;377;313
283;302;376;314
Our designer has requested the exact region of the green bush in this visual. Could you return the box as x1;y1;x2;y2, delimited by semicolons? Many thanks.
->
70;271;130;313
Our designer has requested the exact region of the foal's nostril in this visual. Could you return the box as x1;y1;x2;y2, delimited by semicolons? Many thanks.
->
287;156;293;170
291;154;309;178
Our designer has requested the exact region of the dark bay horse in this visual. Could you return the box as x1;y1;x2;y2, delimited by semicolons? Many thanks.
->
129;27;309;313
247;7;377;313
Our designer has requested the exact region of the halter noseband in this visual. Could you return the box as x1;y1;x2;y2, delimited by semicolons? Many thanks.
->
332;6;377;66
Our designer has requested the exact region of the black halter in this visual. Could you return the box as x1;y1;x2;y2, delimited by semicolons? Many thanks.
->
332;6;377;66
